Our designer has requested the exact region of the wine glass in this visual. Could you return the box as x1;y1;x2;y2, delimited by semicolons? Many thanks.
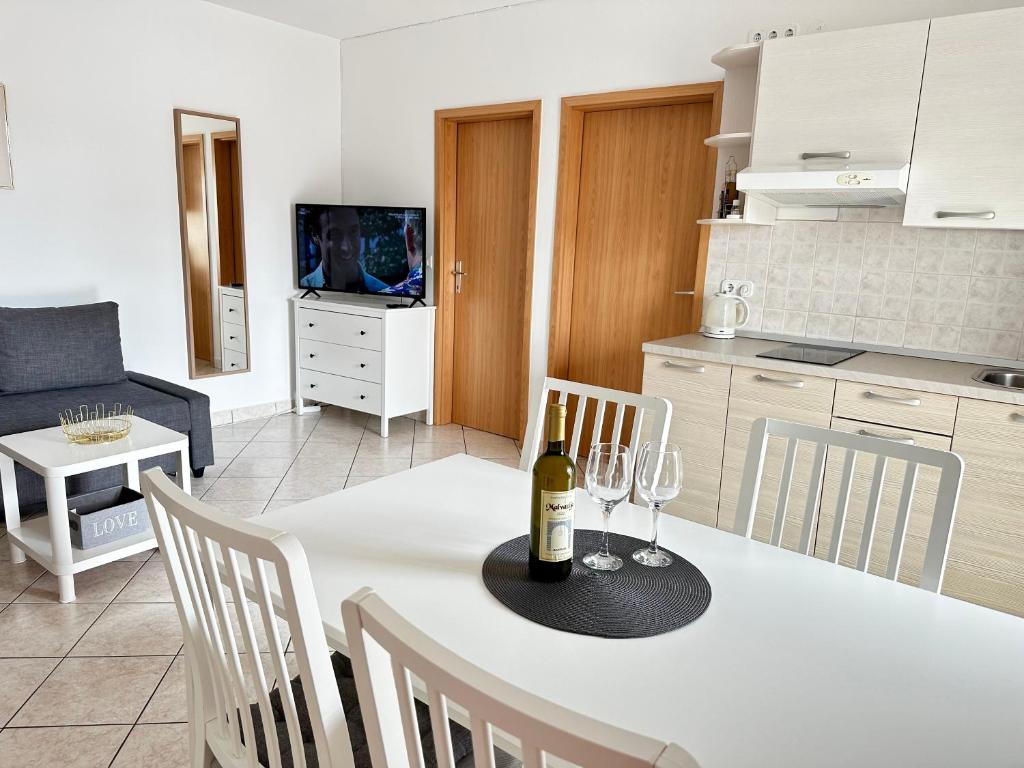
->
582;443;632;571
633;442;682;567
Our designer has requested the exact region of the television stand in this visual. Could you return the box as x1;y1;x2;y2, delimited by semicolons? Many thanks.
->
386;297;427;309
299;288;321;299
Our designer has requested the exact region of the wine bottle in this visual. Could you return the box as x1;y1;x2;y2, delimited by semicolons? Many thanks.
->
529;403;576;582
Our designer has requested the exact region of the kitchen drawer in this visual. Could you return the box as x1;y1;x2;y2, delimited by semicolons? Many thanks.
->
298;307;382;351
833;380;957;436
947;398;1024;616
222;327;247;354
814;417;952;588
221;294;246;327
718;365;836;550
642;354;731;526
299;338;382;384
301;369;381;415
223;349;247;371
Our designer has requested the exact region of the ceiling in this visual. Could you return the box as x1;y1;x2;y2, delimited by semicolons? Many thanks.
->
203;0;539;40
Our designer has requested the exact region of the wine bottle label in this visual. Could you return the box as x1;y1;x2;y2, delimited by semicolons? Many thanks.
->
538;489;574;562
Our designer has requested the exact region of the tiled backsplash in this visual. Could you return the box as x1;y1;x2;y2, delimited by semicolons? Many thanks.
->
704;208;1024;362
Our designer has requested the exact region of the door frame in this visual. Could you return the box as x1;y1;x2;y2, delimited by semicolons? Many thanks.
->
433;100;542;433
546;83;723;379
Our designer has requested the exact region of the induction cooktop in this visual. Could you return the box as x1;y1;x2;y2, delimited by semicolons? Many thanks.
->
755;343;866;366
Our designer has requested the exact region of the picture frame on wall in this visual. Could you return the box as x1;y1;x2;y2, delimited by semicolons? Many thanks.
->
0;84;13;189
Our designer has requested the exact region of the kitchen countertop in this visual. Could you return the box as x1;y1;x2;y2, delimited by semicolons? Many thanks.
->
642;334;1024;407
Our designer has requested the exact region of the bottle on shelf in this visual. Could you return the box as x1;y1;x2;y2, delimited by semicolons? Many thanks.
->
529;403;576;582
724;155;739;206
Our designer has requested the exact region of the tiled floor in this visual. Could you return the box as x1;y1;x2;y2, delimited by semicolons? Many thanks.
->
0;407;521;767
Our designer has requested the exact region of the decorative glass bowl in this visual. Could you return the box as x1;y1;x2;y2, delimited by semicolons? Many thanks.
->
59;404;134;445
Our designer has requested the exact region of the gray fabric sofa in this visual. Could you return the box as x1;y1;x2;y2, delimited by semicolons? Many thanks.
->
0;302;214;518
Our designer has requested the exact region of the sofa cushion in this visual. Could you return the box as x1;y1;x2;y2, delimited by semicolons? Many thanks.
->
0;302;127;394
0;381;190;437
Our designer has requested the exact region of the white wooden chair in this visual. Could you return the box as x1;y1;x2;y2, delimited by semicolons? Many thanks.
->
520;377;672;471
341;587;701;768
141;467;355;768
735;417;964;592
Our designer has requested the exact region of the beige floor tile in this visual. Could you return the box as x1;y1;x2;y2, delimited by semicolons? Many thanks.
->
288;454;355;475
202;477;281;502
251;423;317;442
263;499;298;514
139;657;186;724
412;442;466;461
212;440;247;460
344;476;376;489
465;431;521;459
305;423;365;445
0;724;130;767
365;417;415;438
11;655;172;726
220;457;294;478
199;457;231;479
16;561;141;604
70;603;182;656
414;422;465;444
319;406;369;426
0;603;105;657
238;441;305;459
119;548;157;563
273;473;347;501
485;458;522;469
297;441;359;461
0;657;59;726
111;722;190;768
0;558;45;602
114;562;173;603
212;423;264;442
349;456;412;477
188;474;217;498
201;499;268;519
356;435;413;458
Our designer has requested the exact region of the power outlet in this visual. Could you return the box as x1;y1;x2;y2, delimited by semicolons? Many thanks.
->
720;279;755;298
748;23;801;43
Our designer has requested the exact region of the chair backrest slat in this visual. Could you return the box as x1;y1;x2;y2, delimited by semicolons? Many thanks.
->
521;377;672;470
141;468;354;768
391;662;427;768
342;588;701;768
734;418;963;592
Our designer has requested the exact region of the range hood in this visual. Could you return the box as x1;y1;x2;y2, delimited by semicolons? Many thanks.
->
737;163;910;207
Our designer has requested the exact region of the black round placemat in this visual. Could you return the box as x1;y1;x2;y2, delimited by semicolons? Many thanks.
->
481;530;711;639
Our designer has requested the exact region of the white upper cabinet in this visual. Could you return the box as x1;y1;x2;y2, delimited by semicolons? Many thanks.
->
750;20;929;168
904;7;1024;229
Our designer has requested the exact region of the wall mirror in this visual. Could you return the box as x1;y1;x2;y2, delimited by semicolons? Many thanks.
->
173;109;249;378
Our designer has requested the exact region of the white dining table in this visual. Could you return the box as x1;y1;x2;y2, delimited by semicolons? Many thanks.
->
257;453;1024;768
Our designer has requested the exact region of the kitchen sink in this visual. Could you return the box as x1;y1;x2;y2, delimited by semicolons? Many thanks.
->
973;368;1024;389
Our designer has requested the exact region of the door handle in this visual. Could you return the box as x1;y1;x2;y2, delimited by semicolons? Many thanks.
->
935;210;995;220
673;290;696;296
801;151;851;160
452;260;467;294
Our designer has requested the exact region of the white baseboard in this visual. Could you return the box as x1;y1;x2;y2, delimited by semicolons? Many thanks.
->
211;399;293;426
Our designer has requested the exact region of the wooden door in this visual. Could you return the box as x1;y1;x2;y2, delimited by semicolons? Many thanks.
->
213;134;244;285
451;116;533;438
182;136;212;362
751;20;928;167
903;7;1024;229
565;100;712;446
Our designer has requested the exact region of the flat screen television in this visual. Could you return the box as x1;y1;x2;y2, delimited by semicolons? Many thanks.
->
296;204;426;299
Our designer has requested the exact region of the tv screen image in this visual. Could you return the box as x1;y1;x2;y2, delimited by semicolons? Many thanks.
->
296;204;426;298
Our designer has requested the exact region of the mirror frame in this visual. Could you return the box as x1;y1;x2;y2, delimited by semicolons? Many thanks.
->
173;108;251;378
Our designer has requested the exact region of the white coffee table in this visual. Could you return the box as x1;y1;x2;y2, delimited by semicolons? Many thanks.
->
0;417;190;602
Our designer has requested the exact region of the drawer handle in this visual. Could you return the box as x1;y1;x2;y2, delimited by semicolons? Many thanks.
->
663;360;705;373
229;336;236;340
1011;413;1024;423
755;374;804;389
308;353;316;358
935;210;995;220
359;363;366;368
230;363;237;368
308;322;315;328
309;383;317;389
228;308;236;313
359;330;367;336
801;151;850;160
864;391;921;407
359;395;366;400
857;429;915;445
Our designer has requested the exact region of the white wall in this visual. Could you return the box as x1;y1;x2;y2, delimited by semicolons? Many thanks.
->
338;0;1023;409
0;0;342;412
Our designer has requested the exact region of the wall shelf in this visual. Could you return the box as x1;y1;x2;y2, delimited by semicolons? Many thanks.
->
704;131;752;148
711;42;761;70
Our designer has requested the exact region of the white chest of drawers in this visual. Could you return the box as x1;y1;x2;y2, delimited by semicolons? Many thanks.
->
219;286;248;371
291;296;435;437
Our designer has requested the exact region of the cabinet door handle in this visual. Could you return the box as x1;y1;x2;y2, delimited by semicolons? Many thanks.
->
359;363;366;368
359;394;366;400
663;360;705;373
228;308;236;312
864;391;921;407
308;353;316;358
359;330;367;336
935;210;995;220
755;374;804;388
229;336;236;340
857;429;915;445
308;322;315;327
230;362;237;368
1011;413;1024;423
309;383;317;389
801;151;850;160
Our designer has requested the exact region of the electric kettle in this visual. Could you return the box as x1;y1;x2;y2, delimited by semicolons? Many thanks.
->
701;291;750;339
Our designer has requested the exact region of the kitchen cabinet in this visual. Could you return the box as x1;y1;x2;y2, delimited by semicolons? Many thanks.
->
641;354;730;525
903;7;1024;229
947;399;1024;616
814;417;952;588
717;366;835;550
749;20;928;168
